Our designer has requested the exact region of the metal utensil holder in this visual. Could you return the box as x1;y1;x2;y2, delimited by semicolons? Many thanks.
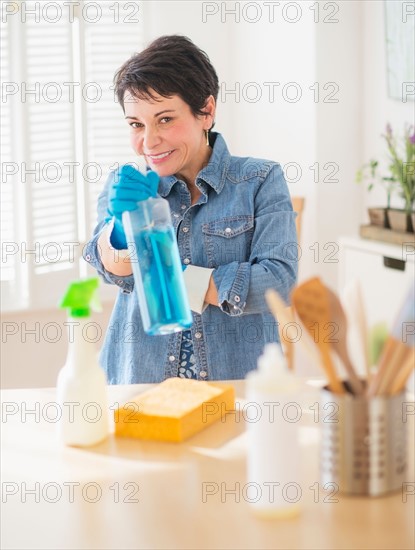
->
320;386;407;496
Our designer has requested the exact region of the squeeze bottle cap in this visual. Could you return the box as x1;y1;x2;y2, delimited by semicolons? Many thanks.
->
60;278;101;318
258;343;289;378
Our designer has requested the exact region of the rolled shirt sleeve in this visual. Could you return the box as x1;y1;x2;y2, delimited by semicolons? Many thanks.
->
182;264;214;314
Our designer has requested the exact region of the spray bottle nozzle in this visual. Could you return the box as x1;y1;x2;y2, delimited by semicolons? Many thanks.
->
60;278;101;318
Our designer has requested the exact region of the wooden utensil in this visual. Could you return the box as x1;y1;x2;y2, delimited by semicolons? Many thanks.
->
265;289;294;370
376;340;409;396
366;338;397;397
341;279;371;380
389;348;415;395
367;285;414;397
291;278;344;394
326;287;364;395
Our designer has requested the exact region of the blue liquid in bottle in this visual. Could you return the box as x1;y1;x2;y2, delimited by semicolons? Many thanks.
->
124;201;192;335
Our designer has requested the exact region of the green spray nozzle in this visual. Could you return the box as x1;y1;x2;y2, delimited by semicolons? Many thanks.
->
60;278;101;317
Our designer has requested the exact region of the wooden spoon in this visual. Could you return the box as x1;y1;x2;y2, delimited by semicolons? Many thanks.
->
291;278;344;394
326;287;364;395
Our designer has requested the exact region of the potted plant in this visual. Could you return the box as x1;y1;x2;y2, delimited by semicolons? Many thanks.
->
384;124;415;233
355;159;395;228
356;124;415;233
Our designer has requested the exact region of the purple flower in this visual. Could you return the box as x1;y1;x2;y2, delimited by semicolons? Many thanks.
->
386;123;393;136
409;133;415;144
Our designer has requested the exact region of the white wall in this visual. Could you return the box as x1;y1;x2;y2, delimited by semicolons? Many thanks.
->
1;303;114;389
314;1;364;287
362;0;414;211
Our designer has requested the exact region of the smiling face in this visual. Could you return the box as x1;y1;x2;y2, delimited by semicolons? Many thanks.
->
124;91;215;185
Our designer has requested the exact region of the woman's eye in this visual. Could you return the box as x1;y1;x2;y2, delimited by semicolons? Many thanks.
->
160;117;172;124
130;122;143;129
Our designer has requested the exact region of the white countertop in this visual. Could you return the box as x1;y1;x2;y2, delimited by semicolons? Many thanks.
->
1;381;414;550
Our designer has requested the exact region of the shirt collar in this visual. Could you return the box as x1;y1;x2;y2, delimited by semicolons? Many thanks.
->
158;132;230;197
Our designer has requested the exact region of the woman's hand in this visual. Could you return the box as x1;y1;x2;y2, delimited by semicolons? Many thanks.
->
107;164;159;249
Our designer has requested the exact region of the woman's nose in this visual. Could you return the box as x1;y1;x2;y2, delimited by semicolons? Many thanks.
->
143;126;162;151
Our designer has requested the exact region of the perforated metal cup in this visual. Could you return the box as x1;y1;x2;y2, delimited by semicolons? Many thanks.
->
320;385;407;496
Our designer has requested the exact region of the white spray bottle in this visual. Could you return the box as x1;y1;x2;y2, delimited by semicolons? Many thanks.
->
246;343;301;518
57;277;109;446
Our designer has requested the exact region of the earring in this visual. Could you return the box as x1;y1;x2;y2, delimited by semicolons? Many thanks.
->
205;129;210;147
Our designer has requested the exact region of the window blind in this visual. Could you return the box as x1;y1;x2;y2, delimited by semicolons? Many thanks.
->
83;1;143;235
1;0;144;310
1;15;14;289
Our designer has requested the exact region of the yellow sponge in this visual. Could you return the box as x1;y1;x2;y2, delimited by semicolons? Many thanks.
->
114;378;235;442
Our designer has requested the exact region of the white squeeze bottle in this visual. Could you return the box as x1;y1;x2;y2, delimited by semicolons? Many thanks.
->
246;343;301;518
56;277;109;446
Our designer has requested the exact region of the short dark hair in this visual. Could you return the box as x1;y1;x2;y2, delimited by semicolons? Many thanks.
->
114;35;219;120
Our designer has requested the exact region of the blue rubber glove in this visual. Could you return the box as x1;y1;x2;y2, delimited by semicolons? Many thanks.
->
106;164;159;249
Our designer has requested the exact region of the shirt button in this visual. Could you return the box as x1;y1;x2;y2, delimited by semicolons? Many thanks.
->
234;295;241;303
225;227;232;234
195;332;202;339
199;370;207;378
183;258;190;264
169;355;175;362
173;213;179;218
181;205;186;210
85;254;91;261
182;227;189;233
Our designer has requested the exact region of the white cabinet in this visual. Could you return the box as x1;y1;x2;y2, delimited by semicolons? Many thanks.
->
339;237;414;328
338;237;414;389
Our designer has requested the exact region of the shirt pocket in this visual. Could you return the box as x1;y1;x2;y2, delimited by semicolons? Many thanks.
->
202;215;254;268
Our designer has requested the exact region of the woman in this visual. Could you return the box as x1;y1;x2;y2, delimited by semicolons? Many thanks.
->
84;35;298;384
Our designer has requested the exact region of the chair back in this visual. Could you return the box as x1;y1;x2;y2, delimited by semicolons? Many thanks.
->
291;196;305;243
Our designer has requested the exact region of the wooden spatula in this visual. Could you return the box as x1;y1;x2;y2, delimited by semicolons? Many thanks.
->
291;278;344;394
265;289;294;370
326;287;364;395
341;279;371;380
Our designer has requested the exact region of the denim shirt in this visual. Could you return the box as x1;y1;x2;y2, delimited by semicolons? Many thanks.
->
83;132;298;383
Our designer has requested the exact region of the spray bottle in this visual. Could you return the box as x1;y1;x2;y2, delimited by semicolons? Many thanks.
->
123;198;192;335
57;277;109;446
245;343;301;518
121;161;192;335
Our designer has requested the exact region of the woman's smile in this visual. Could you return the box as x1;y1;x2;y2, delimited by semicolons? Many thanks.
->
145;149;176;164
